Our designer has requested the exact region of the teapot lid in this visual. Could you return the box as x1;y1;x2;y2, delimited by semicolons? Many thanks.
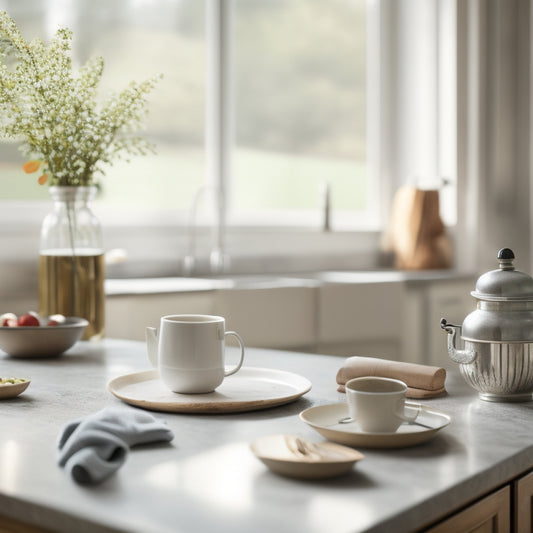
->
471;248;533;301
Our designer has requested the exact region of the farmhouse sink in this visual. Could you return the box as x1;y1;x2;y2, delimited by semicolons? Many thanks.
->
106;269;463;296
105;273;317;296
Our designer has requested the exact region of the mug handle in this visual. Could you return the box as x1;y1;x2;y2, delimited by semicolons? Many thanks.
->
224;331;245;376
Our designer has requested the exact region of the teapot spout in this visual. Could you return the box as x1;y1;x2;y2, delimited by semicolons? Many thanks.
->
145;327;159;367
440;318;477;364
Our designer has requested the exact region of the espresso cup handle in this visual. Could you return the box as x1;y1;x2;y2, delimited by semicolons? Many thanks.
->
397;403;421;424
223;331;245;376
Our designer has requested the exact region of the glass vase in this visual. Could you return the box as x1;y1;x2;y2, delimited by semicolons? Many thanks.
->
38;186;105;340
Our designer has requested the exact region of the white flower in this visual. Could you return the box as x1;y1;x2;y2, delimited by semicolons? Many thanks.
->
0;10;159;187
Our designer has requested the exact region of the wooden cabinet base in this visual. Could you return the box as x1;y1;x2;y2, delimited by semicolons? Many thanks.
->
514;469;533;533
0;514;53;533
427;486;510;533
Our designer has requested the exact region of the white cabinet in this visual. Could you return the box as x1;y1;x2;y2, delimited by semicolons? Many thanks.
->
106;285;317;350
404;277;476;366
316;281;405;360
104;274;476;363
106;291;214;341
314;276;475;363
213;286;317;350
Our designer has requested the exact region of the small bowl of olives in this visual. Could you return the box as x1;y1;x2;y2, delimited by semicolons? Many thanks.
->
0;377;30;399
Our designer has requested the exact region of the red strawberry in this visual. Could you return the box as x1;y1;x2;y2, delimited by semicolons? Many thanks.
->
18;314;40;327
47;319;60;326
0;313;17;327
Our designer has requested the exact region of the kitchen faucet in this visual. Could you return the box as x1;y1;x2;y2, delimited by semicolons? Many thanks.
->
182;184;228;276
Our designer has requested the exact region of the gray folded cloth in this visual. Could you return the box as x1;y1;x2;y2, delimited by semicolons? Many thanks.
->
58;406;174;485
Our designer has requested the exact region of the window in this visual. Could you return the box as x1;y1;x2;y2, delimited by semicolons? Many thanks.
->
0;0;207;214
231;0;371;228
0;0;456;274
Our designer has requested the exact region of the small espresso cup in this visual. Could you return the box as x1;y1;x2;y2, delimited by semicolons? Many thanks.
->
146;314;245;394
344;377;418;433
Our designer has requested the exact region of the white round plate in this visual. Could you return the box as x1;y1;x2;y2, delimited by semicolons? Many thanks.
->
108;367;311;413
251;434;364;479
299;402;451;449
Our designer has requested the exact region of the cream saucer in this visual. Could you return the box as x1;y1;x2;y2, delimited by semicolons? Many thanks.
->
299;402;451;449
251;434;364;479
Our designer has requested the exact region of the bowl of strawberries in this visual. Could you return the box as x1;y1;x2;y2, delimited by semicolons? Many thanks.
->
0;312;88;357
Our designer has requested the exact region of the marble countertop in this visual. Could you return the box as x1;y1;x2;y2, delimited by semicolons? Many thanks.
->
1;339;532;533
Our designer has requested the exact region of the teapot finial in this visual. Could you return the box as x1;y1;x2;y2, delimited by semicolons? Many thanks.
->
498;248;515;270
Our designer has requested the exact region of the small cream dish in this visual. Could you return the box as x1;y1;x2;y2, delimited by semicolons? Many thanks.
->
0;378;30;399
251;434;364;479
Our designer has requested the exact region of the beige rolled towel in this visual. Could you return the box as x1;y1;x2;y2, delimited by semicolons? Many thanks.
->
336;356;447;399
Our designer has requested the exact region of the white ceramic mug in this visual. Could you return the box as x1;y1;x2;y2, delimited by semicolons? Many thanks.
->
344;377;419;433
146;314;245;394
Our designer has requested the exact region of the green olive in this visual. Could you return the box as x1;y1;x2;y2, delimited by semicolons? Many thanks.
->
0;377;27;385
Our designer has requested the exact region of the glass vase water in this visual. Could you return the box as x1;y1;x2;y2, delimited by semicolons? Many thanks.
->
38;186;105;340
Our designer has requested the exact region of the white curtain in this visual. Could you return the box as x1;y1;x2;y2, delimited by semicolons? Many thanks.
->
456;0;530;273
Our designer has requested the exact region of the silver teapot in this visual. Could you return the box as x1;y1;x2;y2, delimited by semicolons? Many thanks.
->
441;248;533;402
